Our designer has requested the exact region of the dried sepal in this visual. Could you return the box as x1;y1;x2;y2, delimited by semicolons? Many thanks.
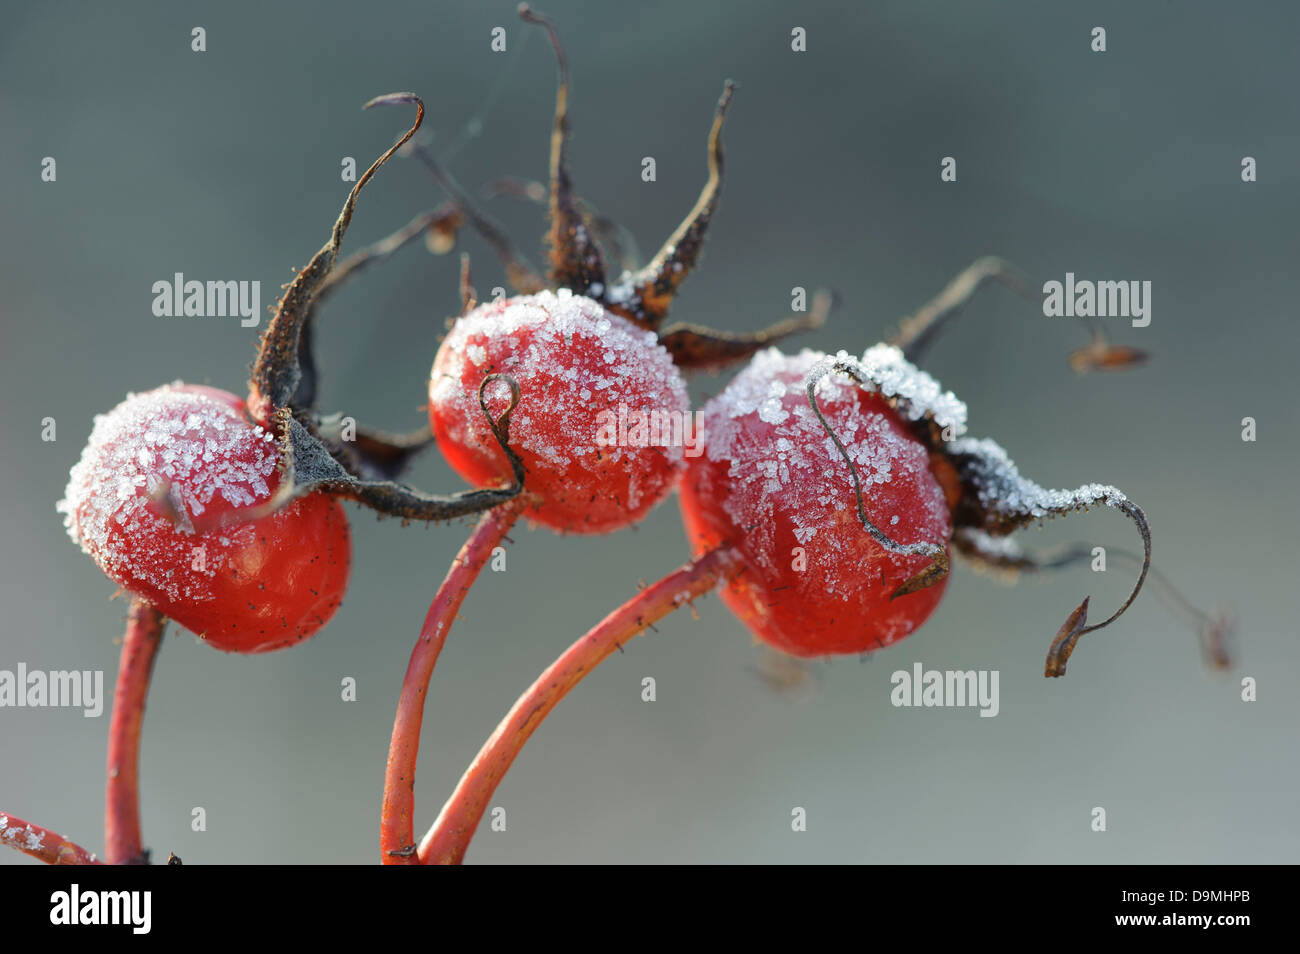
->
281;373;525;522
605;81;735;329
319;417;433;483
661;290;835;371
943;437;1152;676
494;9;742;334
248;93;425;423
519;3;606;294
418;9;819;371
954;528;1232;671
236;92;529;526
187;376;525;534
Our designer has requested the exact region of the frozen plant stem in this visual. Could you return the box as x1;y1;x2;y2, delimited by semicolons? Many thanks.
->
105;598;164;865
418;544;743;865
0;810;100;865
381;499;525;863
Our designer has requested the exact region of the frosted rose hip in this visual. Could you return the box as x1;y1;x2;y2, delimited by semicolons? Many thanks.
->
679;348;955;657
57;383;350;653
429;290;691;534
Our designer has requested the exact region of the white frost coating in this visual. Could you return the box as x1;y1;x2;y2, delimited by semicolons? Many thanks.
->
56;383;278;604
0;815;45;852
948;437;1126;517
431;290;689;491
701;348;952;601
804;344;968;437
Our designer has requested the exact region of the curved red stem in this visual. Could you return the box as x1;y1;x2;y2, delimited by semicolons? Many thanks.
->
418;544;743;864
380;500;525;863
0;810;100;865
104;598;164;865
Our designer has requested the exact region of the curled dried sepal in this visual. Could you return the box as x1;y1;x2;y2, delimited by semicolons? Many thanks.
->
236;93;523;524
248;93;425;424
945;437;1152;676
275;374;525;522
186;375;525;534
953;529;1233;671
805;360;950;598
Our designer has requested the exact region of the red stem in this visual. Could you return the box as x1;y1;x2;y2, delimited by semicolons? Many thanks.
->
381;500;524;863
418;544;743;864
0;811;100;865
104;598;165;865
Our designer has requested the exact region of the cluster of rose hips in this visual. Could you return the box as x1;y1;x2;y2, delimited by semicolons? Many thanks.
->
29;6;1227;865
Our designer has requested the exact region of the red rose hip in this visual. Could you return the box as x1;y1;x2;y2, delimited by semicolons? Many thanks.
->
680;347;957;657
429;290;691;534
58;383;350;652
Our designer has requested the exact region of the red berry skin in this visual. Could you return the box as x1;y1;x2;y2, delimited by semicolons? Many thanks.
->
58;383;350;653
429;290;690;534
679;349;952;657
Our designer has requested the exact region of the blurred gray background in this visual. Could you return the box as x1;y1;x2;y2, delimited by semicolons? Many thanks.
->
2;0;1297;864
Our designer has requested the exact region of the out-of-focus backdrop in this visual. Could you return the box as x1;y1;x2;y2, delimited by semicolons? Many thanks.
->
2;0;1296;863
